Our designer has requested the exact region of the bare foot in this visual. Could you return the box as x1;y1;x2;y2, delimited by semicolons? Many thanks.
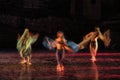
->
20;60;26;64
57;64;61;72
91;57;96;62
61;65;64;71
27;62;32;65
57;64;64;72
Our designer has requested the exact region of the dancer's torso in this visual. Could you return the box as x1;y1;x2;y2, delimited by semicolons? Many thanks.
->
55;38;66;50
90;37;98;49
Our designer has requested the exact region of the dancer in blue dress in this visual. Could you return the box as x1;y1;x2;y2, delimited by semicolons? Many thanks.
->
43;31;73;71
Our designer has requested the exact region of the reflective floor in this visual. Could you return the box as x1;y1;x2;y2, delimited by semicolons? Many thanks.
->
0;52;120;80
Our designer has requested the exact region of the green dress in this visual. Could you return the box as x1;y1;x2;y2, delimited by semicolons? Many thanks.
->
17;30;38;58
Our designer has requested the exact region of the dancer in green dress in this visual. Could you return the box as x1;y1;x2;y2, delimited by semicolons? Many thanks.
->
17;28;39;65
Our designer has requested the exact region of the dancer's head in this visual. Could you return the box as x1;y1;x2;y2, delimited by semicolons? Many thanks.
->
57;31;64;38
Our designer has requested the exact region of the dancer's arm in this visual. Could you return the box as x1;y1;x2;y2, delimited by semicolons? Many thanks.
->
17;33;22;51
103;29;111;47
63;38;74;52
31;33;39;44
63;38;68;46
64;46;74;52
78;32;93;49
24;32;39;50
47;37;56;50
17;29;29;44
84;32;93;39
96;28;104;40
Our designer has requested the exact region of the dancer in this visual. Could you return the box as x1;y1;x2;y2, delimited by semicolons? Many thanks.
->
55;31;66;72
17;28;39;65
43;31;73;72
79;27;111;62
84;27;99;62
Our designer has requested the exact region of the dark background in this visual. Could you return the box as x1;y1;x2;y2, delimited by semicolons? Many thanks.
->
0;0;120;52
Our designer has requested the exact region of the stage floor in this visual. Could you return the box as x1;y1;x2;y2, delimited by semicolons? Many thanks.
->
0;52;119;80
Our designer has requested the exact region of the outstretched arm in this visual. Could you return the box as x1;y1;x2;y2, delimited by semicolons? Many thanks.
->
78;32;93;49
25;33;39;50
47;37;56;50
63;38;74;52
17;33;22;51
103;29;111;47
64;46;74;52
17;29;29;45
31;33;39;44
46;37;52;50
96;28;104;40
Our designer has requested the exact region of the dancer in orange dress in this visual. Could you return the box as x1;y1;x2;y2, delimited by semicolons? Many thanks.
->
79;27;111;62
84;28;99;62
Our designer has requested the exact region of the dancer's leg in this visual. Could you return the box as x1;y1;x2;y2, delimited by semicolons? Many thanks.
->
94;42;98;57
20;48;26;64
27;56;32;65
56;50;64;71
90;45;96;62
56;50;60;65
26;47;32;65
